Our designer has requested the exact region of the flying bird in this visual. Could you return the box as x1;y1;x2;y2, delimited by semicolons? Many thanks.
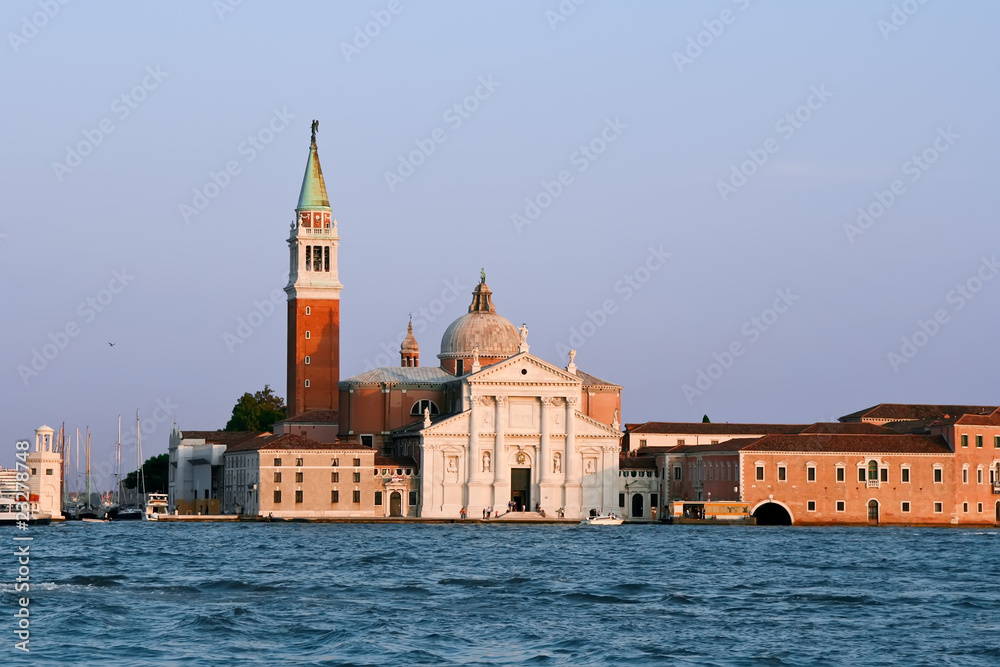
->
108;342;116;347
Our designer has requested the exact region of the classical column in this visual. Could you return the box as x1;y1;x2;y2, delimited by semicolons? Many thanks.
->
539;397;552;484
564;396;582;517
468;396;479;482
419;444;434;517
492;397;508;506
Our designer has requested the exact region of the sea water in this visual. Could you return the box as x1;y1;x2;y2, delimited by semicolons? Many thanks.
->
4;522;1000;665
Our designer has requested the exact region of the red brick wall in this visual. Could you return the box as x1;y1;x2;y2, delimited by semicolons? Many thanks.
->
287;299;339;417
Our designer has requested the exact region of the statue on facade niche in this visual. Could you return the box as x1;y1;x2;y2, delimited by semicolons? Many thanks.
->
483;451;491;473
447;457;457;473
553;453;562;473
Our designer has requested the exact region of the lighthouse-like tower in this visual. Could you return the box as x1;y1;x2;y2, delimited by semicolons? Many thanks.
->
285;121;342;418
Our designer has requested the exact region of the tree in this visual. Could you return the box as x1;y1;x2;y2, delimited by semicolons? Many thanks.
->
702;414;711;423
224;384;286;432
124;453;168;493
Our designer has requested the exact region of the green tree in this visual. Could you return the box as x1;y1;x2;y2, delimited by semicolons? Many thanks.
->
224;384;286;432
124;453;168;493
702;414;711;423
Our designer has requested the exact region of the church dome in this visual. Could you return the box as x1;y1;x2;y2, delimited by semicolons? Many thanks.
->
439;279;520;360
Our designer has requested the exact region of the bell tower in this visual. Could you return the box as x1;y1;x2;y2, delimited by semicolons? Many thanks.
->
285;121;342;418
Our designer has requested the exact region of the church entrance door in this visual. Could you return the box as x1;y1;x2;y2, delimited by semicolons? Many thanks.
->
510;468;530;512
389;491;402;517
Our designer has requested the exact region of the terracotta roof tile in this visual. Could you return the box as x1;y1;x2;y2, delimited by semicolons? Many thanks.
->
179;431;265;445
840;403;996;422
628;422;806;436
799;422;892;435
743;433;952;455
276;410;339;424
224;433;374;453
374;455;418;467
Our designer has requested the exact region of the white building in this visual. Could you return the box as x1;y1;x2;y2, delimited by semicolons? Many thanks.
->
27;425;63;519
167;425;262;514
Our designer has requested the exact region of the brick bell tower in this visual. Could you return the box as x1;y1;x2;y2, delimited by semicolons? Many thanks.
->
285;121;342;418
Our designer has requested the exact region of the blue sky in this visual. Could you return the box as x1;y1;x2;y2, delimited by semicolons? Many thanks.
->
2;1;998;473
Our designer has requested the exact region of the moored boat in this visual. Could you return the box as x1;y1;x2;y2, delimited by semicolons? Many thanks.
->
0;497;52;526
582;513;624;525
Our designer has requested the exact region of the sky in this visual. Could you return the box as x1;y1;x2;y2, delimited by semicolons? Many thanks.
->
2;1;998;476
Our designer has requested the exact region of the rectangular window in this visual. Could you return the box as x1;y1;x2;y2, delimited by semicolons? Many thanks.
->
295;472;303;483
976;435;983;448
332;472;339;483
273;472;281;483
836;467;845;482
807;466;816;482
639;439;647;448
352;490;361;504
273;490;281;504
352;472;361;483
995;436;999;448
360;435;374;448
836;501;845;512
651;493;659;508
777;466;786;482
409;491;418;506
45;469;53;475
901;467;910;483
963;469;969;484
332;458;339;467
274;458;282;467
807;501;816;512
880;468;888;483
961;434;968;448
304;379;310;388
619;493;625;508
978;502;984;513
296;458;303;467
295;490;303;504
755;465;764;481
324;246;330;272
902;501;910;513
858;468;866;483
353;458;361;467
963;502;969;513
978;468;983;484
934;468;943;483
331;490;339;503
677;439;686;446
305;306;311;315
375;491;383;506
934;502;943;513
305;245;311;271
673;467;681;481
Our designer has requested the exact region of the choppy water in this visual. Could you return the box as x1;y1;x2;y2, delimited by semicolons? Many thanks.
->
3;522;1000;665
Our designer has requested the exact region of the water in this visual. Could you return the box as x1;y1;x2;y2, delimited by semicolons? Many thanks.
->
4;522;1000;665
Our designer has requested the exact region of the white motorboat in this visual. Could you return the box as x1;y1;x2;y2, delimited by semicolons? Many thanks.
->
0;497;52;526
582;514;624;526
145;493;168;521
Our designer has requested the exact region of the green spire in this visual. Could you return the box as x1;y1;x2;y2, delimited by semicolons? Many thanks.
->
297;120;330;210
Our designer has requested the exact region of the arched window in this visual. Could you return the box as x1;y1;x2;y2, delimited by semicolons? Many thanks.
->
867;460;878;481
410;399;440;416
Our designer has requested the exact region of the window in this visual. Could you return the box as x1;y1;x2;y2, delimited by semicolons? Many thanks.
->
836;466;845;482
755;465;764;481
975;435;983;448
995;436;1000;448
673;466;682;481
274;458;282;467
836;501;845;512
352;472;361;483
406;469;412;476
677;439;686;446
332;458;339;467
807;465;816;482
777;465;786;482
901;467;910;483
273;490;281;504
807;501;816;512
410;399;440;416
880;468;888;483
867;460;878;481
963;467;969;484
295;490;303;503
353;458;361;467
305;356;311;365
978;502;984;513
360;435;374;447
858;467;866;483
639;439;647;448
331;490;339;503
305;331;310;339
296;458;303;467
332;472;339;482
963;502;969;513
305;245;311;271
934;467;943;483
409;491;418;506
651;494;659;507
352;490;361;504
375;491;383;506
711;440;719;445
31;468;36;475
977;467;983;484
900;501;910;513
619;493;625;508
295;472;303;483
934;502;943;513
273;472;282;483
324;246;330;272
304;380;310;388
961;434;968;448
305;306;311;315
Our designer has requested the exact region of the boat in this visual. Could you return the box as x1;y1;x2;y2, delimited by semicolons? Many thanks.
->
582;513;624;525
109;413;147;521
0;497;52;526
145;493;168;521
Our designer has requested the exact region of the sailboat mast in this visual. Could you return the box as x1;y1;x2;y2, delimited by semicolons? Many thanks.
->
75;427;80;495
116;415;122;505
85;427;91;504
136;410;146;504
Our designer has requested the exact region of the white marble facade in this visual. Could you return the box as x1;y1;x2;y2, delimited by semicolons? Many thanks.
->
416;353;621;519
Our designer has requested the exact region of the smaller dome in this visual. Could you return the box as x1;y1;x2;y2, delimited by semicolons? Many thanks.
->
401;320;419;354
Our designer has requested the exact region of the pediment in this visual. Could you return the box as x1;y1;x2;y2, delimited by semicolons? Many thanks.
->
468;353;582;387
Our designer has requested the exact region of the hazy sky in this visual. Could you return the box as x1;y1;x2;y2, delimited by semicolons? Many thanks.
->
2;1;998;474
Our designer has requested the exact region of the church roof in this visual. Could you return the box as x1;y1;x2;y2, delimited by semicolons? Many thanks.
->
627;422;806;435
839;403;996;422
178;431;265;445
275;410;340;425
297;125;330;210
340;366;455;387
577;370;621;389
743;433;952;455
439;279;520;360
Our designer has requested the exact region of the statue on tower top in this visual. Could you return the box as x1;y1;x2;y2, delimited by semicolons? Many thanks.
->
310;119;319;144
480;268;486;284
